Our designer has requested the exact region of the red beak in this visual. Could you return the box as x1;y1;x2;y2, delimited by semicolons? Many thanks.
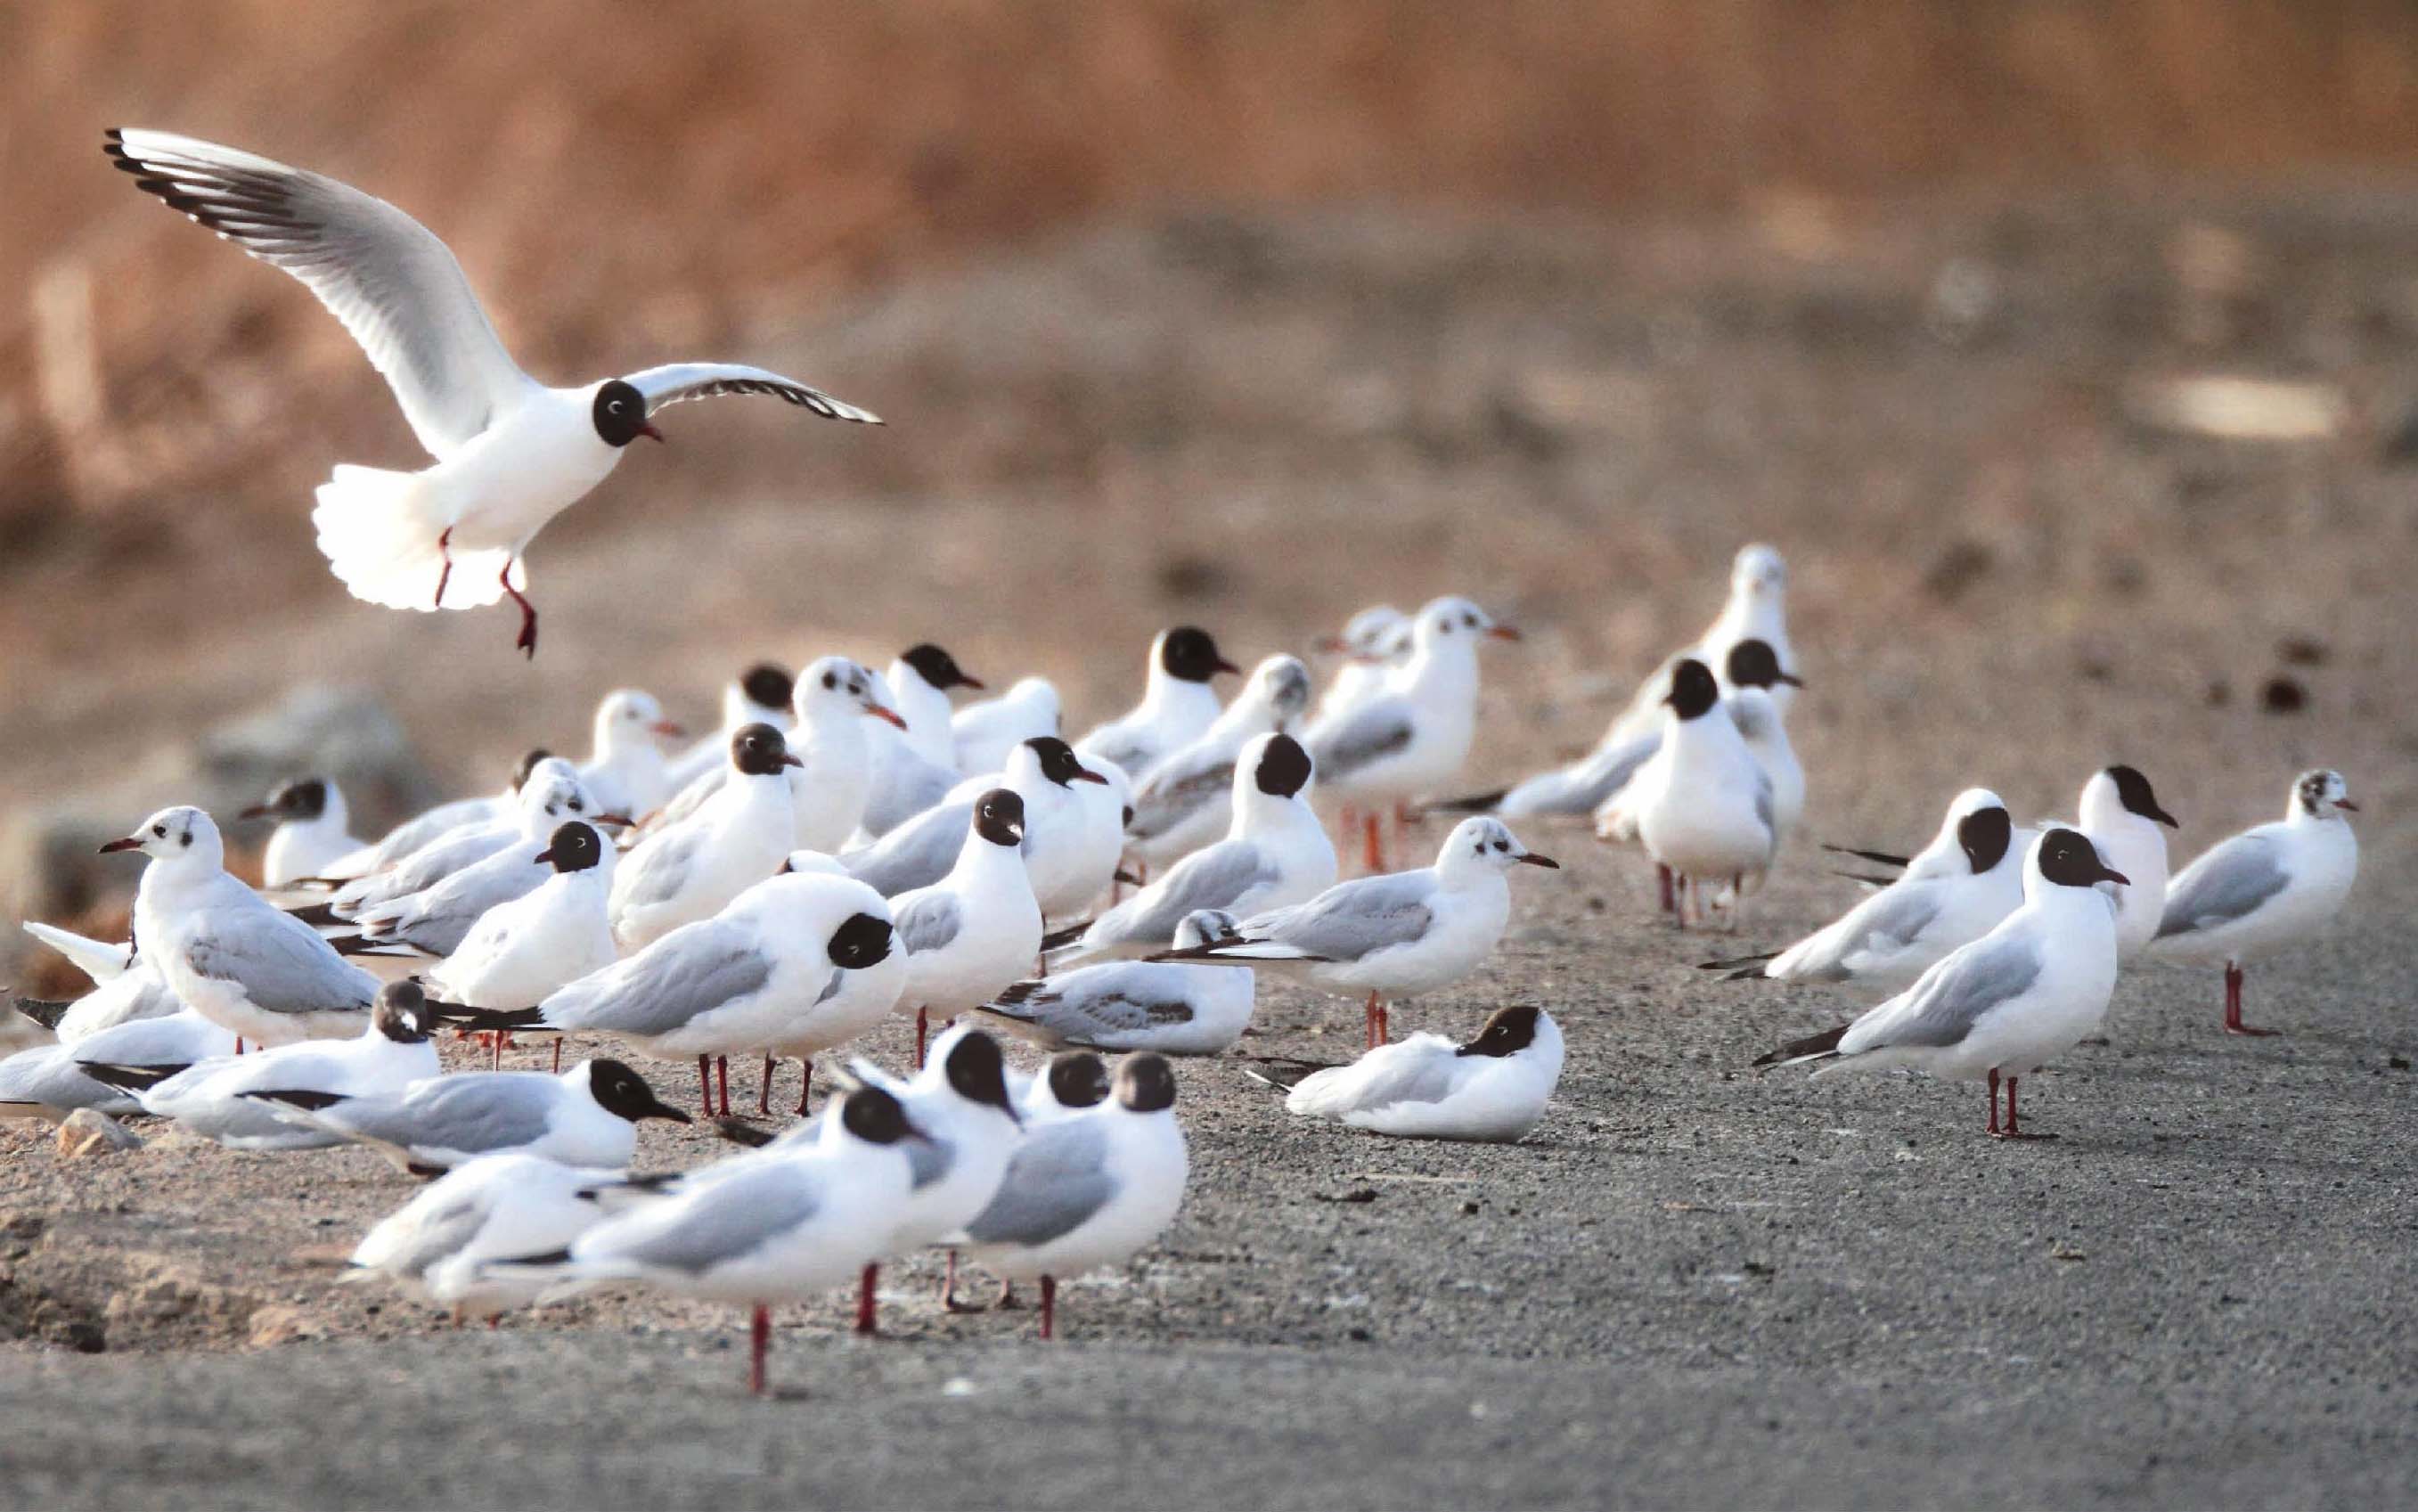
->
237;804;274;821
2336;798;2360;811
1488;625;1524;642
956;675;987;691
97;837;143;854
781;755;805;769
593;812;637;829
640;422;666;444
866;705;910;730
649;720;687;739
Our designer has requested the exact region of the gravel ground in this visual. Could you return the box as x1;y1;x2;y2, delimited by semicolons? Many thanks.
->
4;191;2415;1508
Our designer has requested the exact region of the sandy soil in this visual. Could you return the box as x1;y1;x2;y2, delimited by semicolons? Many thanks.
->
3;191;2415;1508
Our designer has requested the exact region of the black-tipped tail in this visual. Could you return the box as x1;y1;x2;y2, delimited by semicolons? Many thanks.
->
1426;788;1508;816
1696;951;1778;974
283;900;344;928
12;997;73;1032
1039;921;1090;952
77;1061;185;1092
1820;844;1910;870
1751;1023;1850;1072
238;1087;347;1111
987;979;1044;1012
430;1005;547;1034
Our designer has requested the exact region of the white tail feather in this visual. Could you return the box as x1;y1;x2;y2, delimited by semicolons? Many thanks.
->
312;465;522;611
22;922;130;985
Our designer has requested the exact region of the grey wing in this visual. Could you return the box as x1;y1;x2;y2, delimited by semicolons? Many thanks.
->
336;1078;556;1156
544;919;772;1037
619;827;706;910
894;893;963;955
1004;964;1195;1036
107;129;527;457
1818;885;1943;975
844;802;967;897
1502;731;1658;816
388;857;543;955
2157;836;2289;937
1310;699;1415;783
601;1163;821;1275
1253;873;1435;962
187;906;375;1015
1115;843;1272;944
1850;934;2042;1051
622;364;881;425
374;1192;488;1282
964;1118;1118;1246
1127;752;1236;840
1327;1049;1463;1111
1753;772;1776;838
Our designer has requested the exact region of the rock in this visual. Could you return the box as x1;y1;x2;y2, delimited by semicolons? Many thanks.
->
245;1304;319;1349
54;1108;143;1158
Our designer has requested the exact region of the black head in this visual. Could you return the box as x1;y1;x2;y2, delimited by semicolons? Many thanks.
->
1662;659;1720;721
591;380;658;448
1114;1053;1179;1114
1956;806;2014;875
974;789;1027;847
586;1058;691;1124
1455;1004;1542;1059
535;821;605;874
740;662;795;710
1254;733;1314;798
1723;639;1802;692
839;1084;919;1146
2106;765;2178;828
1025;737;1107;788
1160;626;1240;683
373;981;432;1044
902;643;984;691
513;748;555;790
826;911;893;971
942;1030;1018;1121
731;723;800;778
1046;1052;1112;1110
241;777;329;823
2036;828;2129;889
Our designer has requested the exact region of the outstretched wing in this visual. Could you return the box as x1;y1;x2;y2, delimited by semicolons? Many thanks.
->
106;128;531;458
621;364;882;425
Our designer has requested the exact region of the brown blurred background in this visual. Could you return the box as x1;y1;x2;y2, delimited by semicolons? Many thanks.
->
4;1;2416;978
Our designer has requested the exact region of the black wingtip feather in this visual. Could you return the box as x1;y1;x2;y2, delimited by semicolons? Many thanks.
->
1820;844;1911;869
283;901;342;928
12;997;73;1032
1038;922;1089;952
77;1061;183;1092
1696;952;1778;973
431;1005;547;1034
1751;1023;1850;1071
1428;789;1508;815
238;1087;347;1111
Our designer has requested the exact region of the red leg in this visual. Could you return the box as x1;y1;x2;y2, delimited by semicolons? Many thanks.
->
1992;1074;2058;1140
1364;990;1382;1050
1656;862;1674;916
914;1006;928;1070
1987;1067;2002;1136
235;1039;245;1056
486;1313;500;1330
433;527;453;609
994;1278;1019;1310
715;1055;731;1118
855;1263;879;1336
1362;812;1385;874
1375;1000;1389;1045
748;1304;770;1395
757;1054;775;1117
698;1055;713;1117
551;1040;562;1075
2223;962;2278;1037
941;1249;978;1312
1338;804;1358;859
501;559;538;659
1039;1274;1057;1341
794;1058;813;1118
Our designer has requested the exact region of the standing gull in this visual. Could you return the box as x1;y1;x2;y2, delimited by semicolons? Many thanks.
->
952;677;1062;778
576;690;683;823
239;778;364;888
611;724;799;950
841;738;1107;903
1125;654;1314;870
666;663;795;795
105;128;879;656
1754;829;2129;1139
105;807;380;1048
1601;658;1775;927
1156;815;1558;1047
1077;626;1242;780
890;790;1044;1067
2153;769;2359;1036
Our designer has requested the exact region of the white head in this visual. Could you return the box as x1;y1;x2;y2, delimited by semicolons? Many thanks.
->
593;690;681;756
1728;686;1783;744
1730;544;1787;602
100;805;225;873
1326;605;1412;662
2078;765;2179;835
1005;676;1062;726
1433;816;1560;886
1172;908;1241;951
796;655;906;731
1239;654;1314;726
2291;768;2357;822
517;760;603;834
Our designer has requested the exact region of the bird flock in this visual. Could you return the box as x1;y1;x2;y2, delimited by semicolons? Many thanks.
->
0;128;2367;1394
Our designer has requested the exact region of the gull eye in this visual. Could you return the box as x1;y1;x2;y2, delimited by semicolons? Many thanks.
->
822;674;837;691
151;824;167;838
1494;839;1510;852
1463;614;1479;627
